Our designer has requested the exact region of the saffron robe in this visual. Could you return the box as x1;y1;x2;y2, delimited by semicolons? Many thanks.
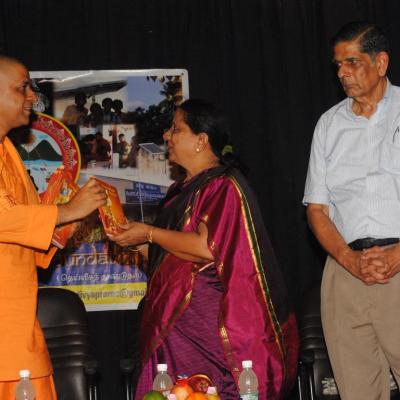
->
0;137;57;381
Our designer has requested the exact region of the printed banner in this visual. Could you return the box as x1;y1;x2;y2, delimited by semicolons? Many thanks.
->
13;113;80;194
46;241;147;311
126;182;167;204
28;69;189;310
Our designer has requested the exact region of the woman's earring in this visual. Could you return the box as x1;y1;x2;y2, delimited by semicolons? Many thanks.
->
196;148;200;153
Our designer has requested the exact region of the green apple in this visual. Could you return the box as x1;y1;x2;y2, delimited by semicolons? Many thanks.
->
143;390;167;400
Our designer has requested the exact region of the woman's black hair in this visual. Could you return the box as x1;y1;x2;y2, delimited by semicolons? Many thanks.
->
178;98;237;167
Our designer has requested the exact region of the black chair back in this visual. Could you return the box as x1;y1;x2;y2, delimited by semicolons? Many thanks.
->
37;287;97;400
297;287;337;399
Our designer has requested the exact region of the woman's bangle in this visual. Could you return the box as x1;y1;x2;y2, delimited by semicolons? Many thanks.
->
147;227;154;243
128;244;145;253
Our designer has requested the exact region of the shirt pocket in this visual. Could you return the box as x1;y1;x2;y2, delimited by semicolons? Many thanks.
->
381;141;400;174
372;141;400;200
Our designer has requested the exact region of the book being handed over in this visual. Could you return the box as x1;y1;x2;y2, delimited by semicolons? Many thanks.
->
40;166;80;248
94;178;128;235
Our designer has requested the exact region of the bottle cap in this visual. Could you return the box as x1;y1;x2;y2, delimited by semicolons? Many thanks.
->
242;360;252;368
157;363;168;372
19;369;30;378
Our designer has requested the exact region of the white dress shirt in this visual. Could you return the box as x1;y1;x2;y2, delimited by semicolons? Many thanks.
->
303;80;400;243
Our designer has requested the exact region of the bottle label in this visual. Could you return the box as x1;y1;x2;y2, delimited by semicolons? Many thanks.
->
240;395;258;400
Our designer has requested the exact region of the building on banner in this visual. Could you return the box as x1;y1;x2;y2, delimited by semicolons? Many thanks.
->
22;69;189;311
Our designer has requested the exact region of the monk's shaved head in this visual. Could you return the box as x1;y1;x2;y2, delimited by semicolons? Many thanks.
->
0;56;28;90
0;56;36;138
0;55;25;76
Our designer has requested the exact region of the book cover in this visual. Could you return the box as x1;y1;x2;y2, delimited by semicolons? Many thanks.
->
94;178;128;235
41;167;80;248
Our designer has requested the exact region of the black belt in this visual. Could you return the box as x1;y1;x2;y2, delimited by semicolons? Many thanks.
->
348;237;399;251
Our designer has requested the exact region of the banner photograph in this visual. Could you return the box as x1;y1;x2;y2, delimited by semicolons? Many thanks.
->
18;69;189;311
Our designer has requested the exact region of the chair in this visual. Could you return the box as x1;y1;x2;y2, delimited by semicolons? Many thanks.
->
120;358;136;400
37;287;98;400
297;286;399;400
296;286;335;400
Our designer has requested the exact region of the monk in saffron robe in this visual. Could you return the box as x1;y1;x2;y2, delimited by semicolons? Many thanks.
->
0;56;107;399
109;99;299;399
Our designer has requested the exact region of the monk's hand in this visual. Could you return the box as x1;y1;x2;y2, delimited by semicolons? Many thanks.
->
360;246;390;284
57;178;107;225
107;222;150;247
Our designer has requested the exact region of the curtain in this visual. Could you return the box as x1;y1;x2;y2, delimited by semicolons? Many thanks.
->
2;1;400;397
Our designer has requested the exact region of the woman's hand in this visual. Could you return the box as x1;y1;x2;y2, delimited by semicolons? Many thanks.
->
108;221;213;262
108;221;150;247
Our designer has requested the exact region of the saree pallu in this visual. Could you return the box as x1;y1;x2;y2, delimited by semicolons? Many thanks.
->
135;167;299;399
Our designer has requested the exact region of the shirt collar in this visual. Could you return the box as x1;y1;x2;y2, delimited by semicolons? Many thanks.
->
346;78;391;119
379;78;391;108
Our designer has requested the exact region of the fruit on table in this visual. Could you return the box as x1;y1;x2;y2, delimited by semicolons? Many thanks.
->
186;393;208;400
143;390;167;400
171;379;194;400
187;374;213;393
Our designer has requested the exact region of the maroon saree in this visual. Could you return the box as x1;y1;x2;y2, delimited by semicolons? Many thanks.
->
135;167;299;399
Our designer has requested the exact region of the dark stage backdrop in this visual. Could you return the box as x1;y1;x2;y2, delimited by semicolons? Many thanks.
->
2;0;400;398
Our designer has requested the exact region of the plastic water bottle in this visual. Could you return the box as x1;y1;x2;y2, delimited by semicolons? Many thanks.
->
152;363;173;396
15;369;36;400
238;360;258;399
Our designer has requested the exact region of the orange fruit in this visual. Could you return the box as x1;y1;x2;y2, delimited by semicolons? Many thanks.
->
171;381;194;400
186;393;208;400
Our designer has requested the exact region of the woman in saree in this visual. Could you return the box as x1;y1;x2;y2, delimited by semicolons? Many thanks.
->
109;99;299;399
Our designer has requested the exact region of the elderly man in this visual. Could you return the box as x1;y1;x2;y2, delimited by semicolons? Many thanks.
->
0;56;107;399
304;22;400;399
